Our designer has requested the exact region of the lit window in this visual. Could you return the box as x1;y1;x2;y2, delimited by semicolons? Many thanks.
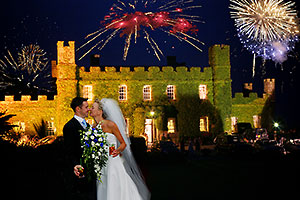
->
20;122;26;132
47;121;56;136
145;119;153;143
231;116;238;133
199;117;209;132
253;115;261;128
199;84;207;100
119;85;127;101
13;121;25;133
143;85;152;101
167;118;176;133
166;85;176;100
83;85;93;101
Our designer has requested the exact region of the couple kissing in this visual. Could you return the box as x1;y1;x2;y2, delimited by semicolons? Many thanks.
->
63;97;150;200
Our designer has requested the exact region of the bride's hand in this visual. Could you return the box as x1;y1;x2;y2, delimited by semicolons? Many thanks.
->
111;150;120;157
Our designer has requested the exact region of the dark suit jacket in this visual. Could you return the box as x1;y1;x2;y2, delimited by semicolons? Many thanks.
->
63;117;84;168
63;117;96;200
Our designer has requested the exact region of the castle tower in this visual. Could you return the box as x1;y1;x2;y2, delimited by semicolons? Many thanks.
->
209;44;232;132
244;83;253;91
264;78;275;95
55;41;78;135
263;78;275;102
243;83;253;97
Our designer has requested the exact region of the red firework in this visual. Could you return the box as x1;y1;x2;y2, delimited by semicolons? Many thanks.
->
78;0;203;61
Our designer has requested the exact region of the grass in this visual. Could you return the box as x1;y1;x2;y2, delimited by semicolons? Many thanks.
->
146;155;300;199
1;139;300;200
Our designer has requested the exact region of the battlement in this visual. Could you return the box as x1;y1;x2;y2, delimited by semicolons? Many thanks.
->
232;92;266;105
2;95;57;102
208;44;230;66
264;78;275;82
57;41;75;65
79;65;213;81
244;83;253;90
264;78;275;95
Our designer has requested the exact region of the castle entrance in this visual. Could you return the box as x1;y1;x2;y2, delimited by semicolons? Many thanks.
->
145;119;153;144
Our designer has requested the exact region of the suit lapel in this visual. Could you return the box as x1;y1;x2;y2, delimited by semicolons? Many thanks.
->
71;117;85;132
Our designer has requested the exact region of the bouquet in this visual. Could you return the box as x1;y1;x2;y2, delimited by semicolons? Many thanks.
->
80;123;108;182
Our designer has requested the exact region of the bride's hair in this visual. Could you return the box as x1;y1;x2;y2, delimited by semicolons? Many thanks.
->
94;98;106;119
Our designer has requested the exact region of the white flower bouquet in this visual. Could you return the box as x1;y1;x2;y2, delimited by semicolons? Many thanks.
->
80;123;108;182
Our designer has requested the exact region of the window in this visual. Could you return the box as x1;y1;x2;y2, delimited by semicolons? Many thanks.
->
13;121;25;133
143;85;152;101
231;116;238;133
199;117;209;132
167;118;176;133
199;84;207;100
166;85;176;100
253;115;261;128
47;121;56;136
145;119;153;143
83;85;93;101
119;85;127;101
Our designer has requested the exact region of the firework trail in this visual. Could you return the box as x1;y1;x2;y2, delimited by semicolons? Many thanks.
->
0;44;54;95
78;0;204;61
229;0;299;64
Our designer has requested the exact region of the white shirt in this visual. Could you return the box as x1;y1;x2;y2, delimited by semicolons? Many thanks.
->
74;115;87;129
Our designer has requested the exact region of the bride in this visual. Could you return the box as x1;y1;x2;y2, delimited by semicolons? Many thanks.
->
89;98;151;200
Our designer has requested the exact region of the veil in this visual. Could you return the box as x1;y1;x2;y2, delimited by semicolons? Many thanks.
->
100;98;151;200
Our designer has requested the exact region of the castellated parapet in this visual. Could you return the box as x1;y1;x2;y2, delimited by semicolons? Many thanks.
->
3;95;56;102
264;78;275;95
57;41;75;65
244;83;253;91
79;65;212;81
1;95;57;135
0;41;275;136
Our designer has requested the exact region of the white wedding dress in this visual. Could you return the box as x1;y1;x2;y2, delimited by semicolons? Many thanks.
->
96;132;143;200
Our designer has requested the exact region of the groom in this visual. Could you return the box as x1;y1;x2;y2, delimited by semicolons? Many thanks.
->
63;97;96;200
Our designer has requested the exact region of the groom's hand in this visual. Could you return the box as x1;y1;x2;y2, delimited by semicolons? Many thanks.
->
74;165;85;178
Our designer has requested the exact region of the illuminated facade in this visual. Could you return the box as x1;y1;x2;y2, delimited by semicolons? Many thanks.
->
0;41;274;144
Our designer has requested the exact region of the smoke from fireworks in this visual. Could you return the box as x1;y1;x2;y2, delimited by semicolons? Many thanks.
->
229;0;299;63
78;0;204;61
0;44;54;95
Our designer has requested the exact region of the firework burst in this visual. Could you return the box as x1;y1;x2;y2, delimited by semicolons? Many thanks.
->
78;0;204;61
0;44;54;95
18;44;49;75
229;0;299;63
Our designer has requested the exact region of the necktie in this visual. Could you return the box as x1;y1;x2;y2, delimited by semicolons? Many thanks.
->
82;120;87;128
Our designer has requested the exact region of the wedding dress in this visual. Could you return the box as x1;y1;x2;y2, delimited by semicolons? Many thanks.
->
96;98;150;200
97;132;142;200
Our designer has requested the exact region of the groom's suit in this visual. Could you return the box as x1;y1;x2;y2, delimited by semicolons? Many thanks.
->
63;117;96;200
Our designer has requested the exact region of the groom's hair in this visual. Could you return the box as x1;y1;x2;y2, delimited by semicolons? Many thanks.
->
71;97;88;112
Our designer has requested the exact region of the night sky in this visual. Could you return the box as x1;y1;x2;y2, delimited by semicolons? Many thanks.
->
0;0;299;128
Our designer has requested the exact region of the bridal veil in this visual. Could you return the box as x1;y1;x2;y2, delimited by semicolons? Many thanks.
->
100;98;151;200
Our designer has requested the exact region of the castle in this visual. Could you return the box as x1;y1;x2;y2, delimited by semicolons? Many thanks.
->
0;41;275;144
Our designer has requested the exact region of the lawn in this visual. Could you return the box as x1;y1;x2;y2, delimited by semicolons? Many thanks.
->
146;154;300;199
1;139;300;200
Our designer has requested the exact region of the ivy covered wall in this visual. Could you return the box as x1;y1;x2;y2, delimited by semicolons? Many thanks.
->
0;42;274;139
77;44;233;141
